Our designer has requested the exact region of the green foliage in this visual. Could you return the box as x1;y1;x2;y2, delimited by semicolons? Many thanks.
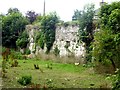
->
24;48;31;55
7;8;19;14
2;47;7;53
72;9;81;21
2;8;29;48
1;59;112;88
100;2;120;33
74;4;95;62
92;29;120;67
18;75;32;86
16;30;29;49
9;50;23;60
112;69;120;90
78;4;95;47
11;59;18;67
34;15;43;23
53;46;60;56
39;36;45;49
40;12;59;53
35;32;45;49
108;9;120;33
92;2;120;71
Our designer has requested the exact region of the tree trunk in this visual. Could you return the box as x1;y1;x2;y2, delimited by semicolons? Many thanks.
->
110;59;116;71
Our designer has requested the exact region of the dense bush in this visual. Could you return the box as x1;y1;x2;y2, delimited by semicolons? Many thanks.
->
40;12;59;53
24;48;31;55
17;75;32;86
2;47;6;53
92;2;120;71
16;30;29;49
2;8;29;48
35;32;45;49
9;50;23;60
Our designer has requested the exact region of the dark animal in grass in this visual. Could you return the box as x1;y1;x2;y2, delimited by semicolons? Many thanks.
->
34;64;39;69
34;64;44;73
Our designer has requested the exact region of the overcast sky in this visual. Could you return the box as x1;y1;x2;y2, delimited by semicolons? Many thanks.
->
0;0;119;21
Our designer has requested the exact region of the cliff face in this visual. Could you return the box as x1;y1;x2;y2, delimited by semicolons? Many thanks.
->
26;25;40;54
53;25;85;58
26;24;86;59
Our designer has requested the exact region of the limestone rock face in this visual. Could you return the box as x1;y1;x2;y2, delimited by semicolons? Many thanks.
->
26;24;86;59
53;25;86;58
26;25;40;54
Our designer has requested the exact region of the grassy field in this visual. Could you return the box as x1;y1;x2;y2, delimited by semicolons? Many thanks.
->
1;59;112;89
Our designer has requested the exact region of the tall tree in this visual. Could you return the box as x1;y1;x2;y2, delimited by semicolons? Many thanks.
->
92;2;120;70
73;4;95;62
39;12;59;53
99;2;120;33
2;8;29;48
72;9;81;21
79;4;95;47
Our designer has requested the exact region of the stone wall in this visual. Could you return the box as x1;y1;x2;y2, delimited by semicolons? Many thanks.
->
53;25;85;58
26;25;39;54
26;24;86;59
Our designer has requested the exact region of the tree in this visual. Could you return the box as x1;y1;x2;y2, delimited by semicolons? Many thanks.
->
72;9;81;21
99;2;120;33
7;8;19;15
92;2;120;71
2;8;29;48
26;11;38;24
79;4;95;47
74;4;95;62
39;12;59;53
0;14;3;46
34;14;42;23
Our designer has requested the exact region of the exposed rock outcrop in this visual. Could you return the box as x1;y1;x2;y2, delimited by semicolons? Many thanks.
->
25;24;86;60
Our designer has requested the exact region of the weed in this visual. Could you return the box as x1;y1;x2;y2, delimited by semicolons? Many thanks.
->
11;59;18;67
17;75;32;86
53;46;60;56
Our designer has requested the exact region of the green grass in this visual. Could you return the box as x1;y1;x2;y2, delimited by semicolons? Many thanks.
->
2;59;112;88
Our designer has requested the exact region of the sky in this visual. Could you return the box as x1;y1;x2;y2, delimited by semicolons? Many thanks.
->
0;0;119;21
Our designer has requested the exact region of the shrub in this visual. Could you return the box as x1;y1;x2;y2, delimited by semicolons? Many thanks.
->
9;50;23;60
53;46;60;56
24;48;31;55
11;59;18;67
112;69;120;90
16;30;29;49
18;75;32;86
35;32;45;49
2;47;6;53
